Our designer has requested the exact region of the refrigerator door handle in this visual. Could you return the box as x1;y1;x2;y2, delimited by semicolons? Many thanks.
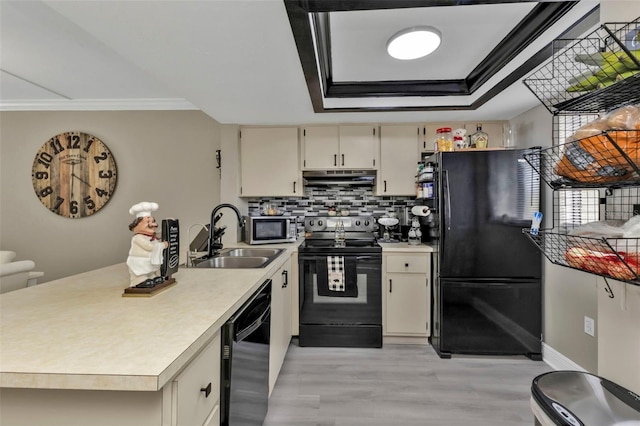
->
443;169;451;231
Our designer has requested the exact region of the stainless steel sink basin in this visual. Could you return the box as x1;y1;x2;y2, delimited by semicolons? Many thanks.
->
193;247;285;269
220;248;284;258
194;256;270;269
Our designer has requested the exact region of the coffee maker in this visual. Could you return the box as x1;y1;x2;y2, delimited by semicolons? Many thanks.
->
419;212;438;242
396;207;412;242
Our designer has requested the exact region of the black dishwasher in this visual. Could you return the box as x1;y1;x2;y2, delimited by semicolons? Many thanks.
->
220;279;271;426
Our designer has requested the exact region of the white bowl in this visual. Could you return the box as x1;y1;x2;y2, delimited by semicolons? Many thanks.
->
378;217;399;227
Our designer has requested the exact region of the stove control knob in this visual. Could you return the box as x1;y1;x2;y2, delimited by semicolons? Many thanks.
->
364;220;370;226
355;220;361;226
309;220;314;226
318;220;323;227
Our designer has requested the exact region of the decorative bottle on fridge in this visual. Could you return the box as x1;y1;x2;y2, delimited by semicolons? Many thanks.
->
470;123;488;149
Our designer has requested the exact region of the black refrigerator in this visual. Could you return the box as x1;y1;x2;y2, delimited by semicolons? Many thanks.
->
428;149;542;360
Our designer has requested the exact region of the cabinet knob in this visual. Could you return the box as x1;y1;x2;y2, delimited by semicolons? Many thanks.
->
405;263;409;267
201;382;212;398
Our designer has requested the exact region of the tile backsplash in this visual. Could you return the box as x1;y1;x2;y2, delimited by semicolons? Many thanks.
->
247;187;417;222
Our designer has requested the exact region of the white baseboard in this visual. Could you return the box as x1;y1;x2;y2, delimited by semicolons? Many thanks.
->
542;343;588;372
383;335;429;345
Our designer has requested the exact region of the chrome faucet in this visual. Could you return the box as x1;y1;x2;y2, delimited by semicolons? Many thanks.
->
209;203;245;256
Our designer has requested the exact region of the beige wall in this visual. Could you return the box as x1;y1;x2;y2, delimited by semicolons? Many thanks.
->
0;110;222;283
509;0;640;384
510;104;598;372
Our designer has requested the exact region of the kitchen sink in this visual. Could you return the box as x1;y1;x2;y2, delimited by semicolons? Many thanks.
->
220;248;284;258
193;247;285;269
194;256;270;269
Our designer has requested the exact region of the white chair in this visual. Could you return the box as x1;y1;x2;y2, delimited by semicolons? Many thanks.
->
0;251;16;264
0;260;36;294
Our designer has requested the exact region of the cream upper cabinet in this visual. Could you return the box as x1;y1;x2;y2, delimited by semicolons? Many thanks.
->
339;125;379;169
269;255;292;395
377;124;421;196
302;125;378;170
240;127;301;197
384;253;430;337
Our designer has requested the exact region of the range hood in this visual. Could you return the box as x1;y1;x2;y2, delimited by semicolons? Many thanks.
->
303;170;376;186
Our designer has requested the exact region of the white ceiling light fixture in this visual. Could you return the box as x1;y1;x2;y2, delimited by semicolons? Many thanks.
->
386;26;442;60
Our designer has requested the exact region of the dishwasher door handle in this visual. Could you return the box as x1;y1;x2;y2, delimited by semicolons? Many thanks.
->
236;305;270;342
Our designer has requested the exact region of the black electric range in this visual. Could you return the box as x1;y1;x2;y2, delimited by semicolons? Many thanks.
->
298;216;382;348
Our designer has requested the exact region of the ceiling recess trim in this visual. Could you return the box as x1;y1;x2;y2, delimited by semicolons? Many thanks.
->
284;0;600;113
0;98;199;112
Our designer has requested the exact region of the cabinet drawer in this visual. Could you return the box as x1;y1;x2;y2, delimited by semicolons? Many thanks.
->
386;254;428;274
173;333;221;426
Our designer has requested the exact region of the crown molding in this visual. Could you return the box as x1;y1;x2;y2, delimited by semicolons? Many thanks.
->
0;98;199;112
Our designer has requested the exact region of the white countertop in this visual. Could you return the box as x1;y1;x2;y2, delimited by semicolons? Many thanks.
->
0;241;300;392
378;242;437;253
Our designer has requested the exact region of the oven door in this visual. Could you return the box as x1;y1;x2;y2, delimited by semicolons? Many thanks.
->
298;252;382;347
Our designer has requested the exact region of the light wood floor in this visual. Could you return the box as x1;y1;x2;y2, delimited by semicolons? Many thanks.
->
265;342;552;426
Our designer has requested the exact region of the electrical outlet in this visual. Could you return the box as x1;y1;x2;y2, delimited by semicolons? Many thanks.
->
584;316;595;337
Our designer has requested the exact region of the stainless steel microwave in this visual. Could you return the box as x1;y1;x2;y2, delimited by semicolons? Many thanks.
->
244;216;297;245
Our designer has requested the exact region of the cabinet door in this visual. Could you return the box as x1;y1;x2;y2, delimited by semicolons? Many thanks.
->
378;125;421;196
302;126;340;169
386;273;429;335
339;125;378;169
173;333;220;426
269;256;292;395
240;127;300;197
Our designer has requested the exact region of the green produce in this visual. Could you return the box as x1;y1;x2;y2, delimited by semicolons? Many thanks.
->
574;50;640;67
567;50;640;92
568;70;639;92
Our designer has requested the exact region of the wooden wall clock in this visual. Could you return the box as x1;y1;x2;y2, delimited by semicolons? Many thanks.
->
32;131;118;218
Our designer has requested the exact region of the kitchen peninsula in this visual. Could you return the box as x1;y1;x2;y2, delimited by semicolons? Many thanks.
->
0;244;297;426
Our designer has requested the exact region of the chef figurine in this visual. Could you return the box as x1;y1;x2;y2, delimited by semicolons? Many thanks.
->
126;201;169;288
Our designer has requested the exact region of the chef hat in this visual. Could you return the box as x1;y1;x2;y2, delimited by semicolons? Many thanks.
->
129;201;159;218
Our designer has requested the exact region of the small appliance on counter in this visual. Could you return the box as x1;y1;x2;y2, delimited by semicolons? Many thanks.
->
243;216;297;245
377;215;400;243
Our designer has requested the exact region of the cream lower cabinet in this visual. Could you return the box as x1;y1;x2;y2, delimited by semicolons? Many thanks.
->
269;255;293;394
378;125;421;196
239;127;301;197
384;253;431;336
0;332;221;426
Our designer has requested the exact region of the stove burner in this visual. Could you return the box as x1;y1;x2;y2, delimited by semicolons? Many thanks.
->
300;216;381;254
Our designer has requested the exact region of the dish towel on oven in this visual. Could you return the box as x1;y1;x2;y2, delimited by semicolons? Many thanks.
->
327;256;345;292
